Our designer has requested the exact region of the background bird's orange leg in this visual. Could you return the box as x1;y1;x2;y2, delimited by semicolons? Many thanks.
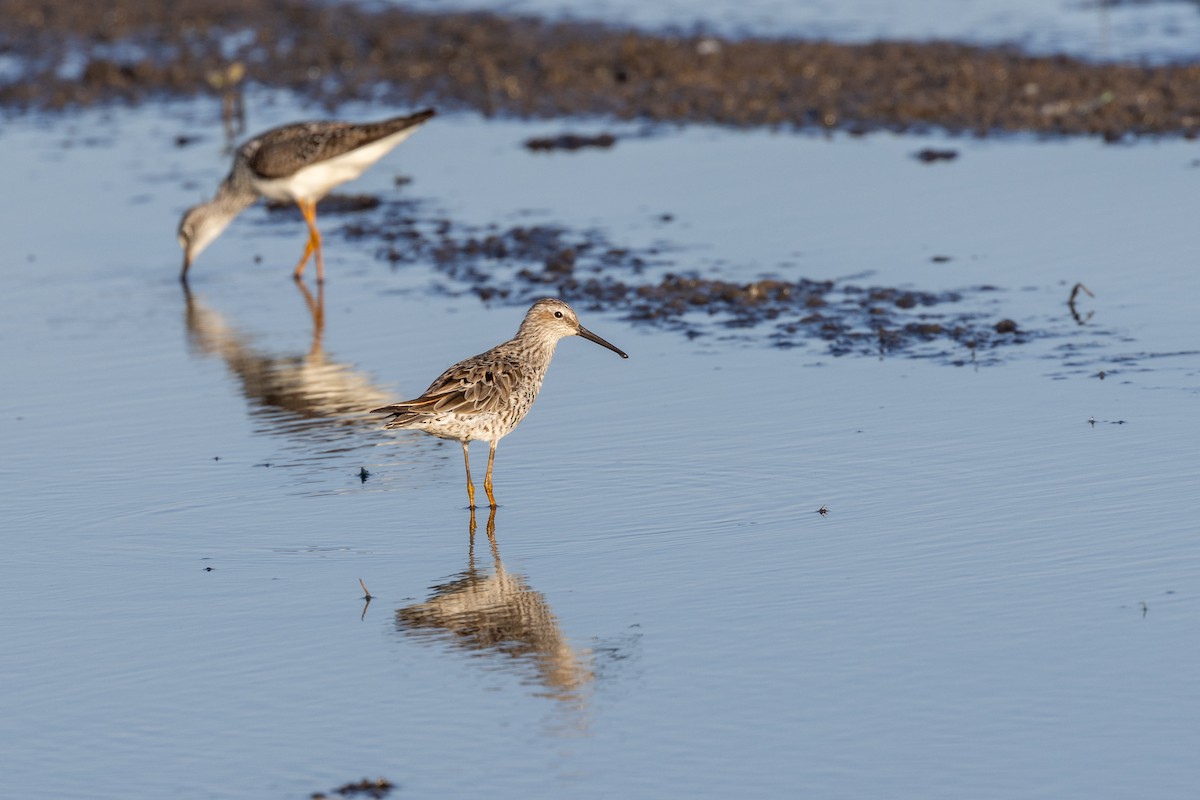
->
310;204;325;283
484;442;498;508
293;235;315;280
293;199;324;282
292;198;314;279
462;441;477;508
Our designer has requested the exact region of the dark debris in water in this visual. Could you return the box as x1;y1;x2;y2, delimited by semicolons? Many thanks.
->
265;194;381;216
994;318;1019;333
525;133;617;152
915;148;959;163
343;200;1030;361
4;0;1200;138
311;777;395;800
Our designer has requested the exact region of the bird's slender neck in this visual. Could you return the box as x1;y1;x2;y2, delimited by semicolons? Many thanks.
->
190;177;257;238
514;321;562;359
213;162;259;215
502;326;560;387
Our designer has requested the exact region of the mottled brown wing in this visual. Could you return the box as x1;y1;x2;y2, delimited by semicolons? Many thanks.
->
372;353;525;418
245;122;366;179
245;111;435;180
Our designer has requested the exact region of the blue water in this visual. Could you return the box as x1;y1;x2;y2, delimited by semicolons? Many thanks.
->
3;8;1200;797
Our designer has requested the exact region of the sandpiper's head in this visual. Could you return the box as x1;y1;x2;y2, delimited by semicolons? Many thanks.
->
178;202;235;280
520;298;628;358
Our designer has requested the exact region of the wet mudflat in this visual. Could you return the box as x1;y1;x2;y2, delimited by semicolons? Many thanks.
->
3;3;1200;799
401;0;1200;62
8;0;1200;137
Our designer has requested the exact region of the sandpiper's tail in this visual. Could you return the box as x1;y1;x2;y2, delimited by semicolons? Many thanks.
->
371;402;422;429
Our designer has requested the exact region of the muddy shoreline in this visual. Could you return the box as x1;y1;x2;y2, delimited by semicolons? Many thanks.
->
4;0;1200;138
328;198;1032;362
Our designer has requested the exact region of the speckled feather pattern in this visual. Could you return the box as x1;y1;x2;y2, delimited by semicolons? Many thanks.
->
378;342;553;443
373;299;627;444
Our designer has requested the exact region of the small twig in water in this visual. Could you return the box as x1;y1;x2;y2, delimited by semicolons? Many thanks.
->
1068;282;1095;305
359;579;373;622
1067;282;1095;325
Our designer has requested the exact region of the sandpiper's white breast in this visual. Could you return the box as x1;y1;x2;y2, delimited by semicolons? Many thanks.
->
413;410;516;444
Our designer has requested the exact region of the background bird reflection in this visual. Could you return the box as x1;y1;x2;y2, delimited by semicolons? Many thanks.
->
183;282;395;464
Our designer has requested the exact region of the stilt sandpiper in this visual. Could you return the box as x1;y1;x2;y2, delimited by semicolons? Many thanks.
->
372;299;628;508
178;108;435;283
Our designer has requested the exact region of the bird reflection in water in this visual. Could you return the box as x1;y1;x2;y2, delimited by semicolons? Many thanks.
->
183;281;394;458
396;509;595;712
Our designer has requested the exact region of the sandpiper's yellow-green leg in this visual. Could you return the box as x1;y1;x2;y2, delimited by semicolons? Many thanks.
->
462;441;477;508
484;442;498;508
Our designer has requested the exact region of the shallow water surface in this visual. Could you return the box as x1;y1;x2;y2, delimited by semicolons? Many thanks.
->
1;93;1199;799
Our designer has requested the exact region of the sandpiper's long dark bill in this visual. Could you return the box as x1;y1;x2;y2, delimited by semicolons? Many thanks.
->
372;298;628;508
576;325;627;359
178;108;435;283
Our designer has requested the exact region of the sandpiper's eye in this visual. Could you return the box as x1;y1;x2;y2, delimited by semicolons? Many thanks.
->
554;311;563;318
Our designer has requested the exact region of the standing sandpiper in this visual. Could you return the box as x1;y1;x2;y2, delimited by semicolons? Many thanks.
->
372;299;628;508
178;108;435;283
